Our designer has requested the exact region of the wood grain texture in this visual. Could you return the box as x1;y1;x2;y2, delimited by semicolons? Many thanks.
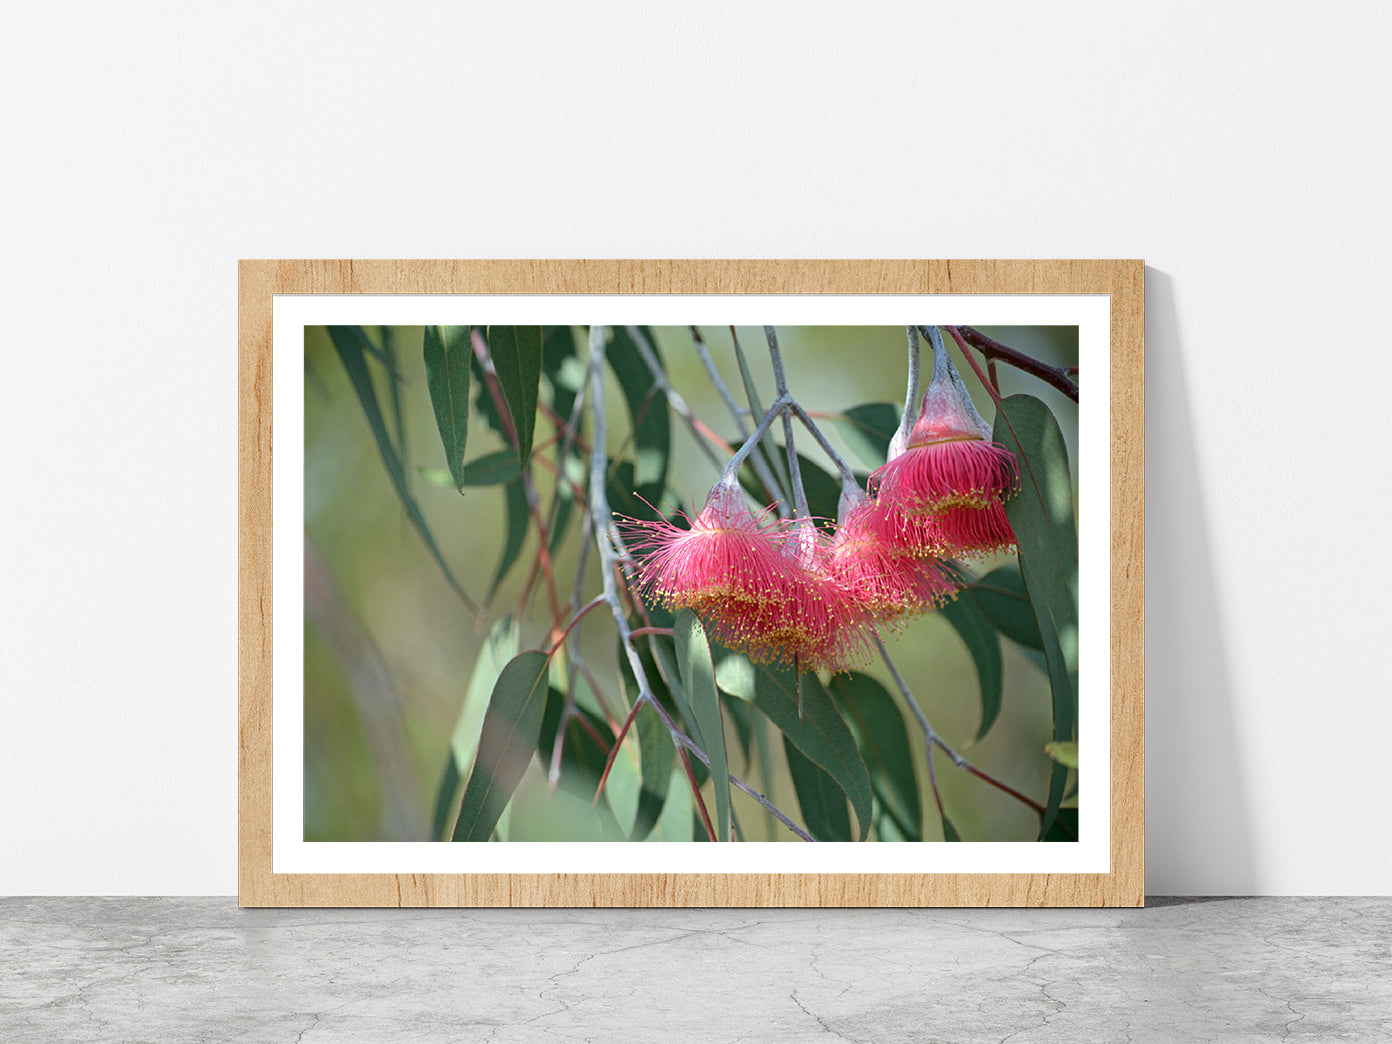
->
239;259;1144;908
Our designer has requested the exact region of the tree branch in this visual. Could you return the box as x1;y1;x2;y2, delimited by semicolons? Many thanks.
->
946;325;1079;402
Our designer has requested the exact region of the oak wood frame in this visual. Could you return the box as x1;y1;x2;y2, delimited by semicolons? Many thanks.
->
239;259;1144;907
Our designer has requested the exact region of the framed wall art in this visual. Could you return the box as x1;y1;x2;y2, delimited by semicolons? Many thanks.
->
239;259;1144;906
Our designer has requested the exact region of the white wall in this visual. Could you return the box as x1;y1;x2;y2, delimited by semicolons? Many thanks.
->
2;2;1388;895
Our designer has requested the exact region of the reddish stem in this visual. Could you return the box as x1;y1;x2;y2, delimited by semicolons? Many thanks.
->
627;626;675;640
593;697;646;802
679;748;718;841
955;325;1079;403
546;595;608;656
943;326;1004;406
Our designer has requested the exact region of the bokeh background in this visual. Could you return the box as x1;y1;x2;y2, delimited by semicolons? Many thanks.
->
304;325;1079;843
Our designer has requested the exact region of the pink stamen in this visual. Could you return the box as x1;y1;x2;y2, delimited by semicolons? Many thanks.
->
872;438;1019;516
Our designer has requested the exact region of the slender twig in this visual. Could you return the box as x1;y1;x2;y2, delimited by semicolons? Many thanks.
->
678;747;718;841
690;326;749;419
764;326;811;520
585;324;811;842
626;325;727;472
873;632;1046;818
927;743;944;819
722;396;792;478
788;401;858;487
945;325;1079;402
627;626;675;640
641;692;816;843
730;326;793;511
546;595;608;656
690;326;786;511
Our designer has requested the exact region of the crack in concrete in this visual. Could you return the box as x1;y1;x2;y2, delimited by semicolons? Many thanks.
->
789;987;862;1043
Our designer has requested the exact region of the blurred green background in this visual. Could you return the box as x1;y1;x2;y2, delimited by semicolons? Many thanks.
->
303;324;1079;843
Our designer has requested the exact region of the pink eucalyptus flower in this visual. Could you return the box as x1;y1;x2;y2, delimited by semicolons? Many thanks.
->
620;477;796;620
866;330;1020;559
763;521;876;672
922;502;1017;560
830;489;959;621
872;335;1019;518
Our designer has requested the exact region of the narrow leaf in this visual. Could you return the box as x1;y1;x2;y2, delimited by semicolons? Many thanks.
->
606;326;671;503
939;595;1005;742
784;739;852;841
429;756;462;842
460;450;522;487
452;650;551;841
941;815;963;842
537;688;623;835
422;325;472;489
723;692;755;766
835;402;900;468
829;672;921;842
1045;740;1079;768
471;351;508;438
616;629;682;841
541;325;583;420
432;616;520;838
675;610;730;842
380;326;408;474
967;564;1044;650
420;453;522;488
716;657;873;840
1041;806;1079;842
993;394;1079;838
488;326;544;466
486;477;529;603
326;325;475;610
632;705;675;841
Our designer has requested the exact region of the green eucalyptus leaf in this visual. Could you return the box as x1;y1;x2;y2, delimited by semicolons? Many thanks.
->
431;616;520;839
1041;806;1079;842
486;477;530;603
828;672;921;842
722;692;755;767
1045;740;1079;768
632;705;675;842
675;610;730;842
537;687;622;831
607;326;671;504
487;325;544;466
993;394;1079;838
452;650;551;842
941;815;963;842
784;739;852;841
325;325;475;610
542;325;583;420
422;325;472;489
939;595;1004;742
459;450;521;487
715;658;872;841
968;564;1044;651
429;757;462;843
835;402;900;468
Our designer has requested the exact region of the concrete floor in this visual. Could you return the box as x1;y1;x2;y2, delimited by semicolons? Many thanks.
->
1;897;1389;1042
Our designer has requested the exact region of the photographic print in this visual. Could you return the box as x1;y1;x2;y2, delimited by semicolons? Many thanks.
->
240;260;1142;905
305;323;1080;847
